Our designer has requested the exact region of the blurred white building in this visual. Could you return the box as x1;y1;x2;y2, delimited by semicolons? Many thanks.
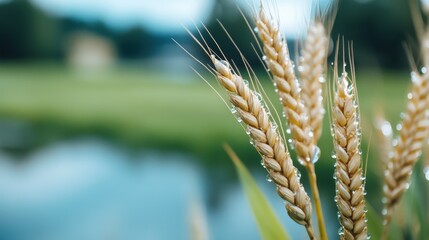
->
66;31;116;72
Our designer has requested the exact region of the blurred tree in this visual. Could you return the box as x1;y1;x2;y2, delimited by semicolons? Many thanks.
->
0;0;157;60
0;0;60;59
115;26;156;59
332;0;415;70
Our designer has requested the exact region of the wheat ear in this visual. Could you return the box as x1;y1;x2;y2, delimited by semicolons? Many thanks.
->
300;21;329;144
255;8;328;239
256;8;315;165
210;55;316;239
382;72;429;234
332;70;368;240
374;111;393;167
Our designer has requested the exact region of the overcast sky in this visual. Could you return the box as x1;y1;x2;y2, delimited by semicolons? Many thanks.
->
28;0;328;38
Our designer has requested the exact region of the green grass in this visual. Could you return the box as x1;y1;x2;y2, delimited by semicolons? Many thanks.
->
0;64;411;167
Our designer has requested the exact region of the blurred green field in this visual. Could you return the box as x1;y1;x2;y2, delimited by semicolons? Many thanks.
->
0;64;411;165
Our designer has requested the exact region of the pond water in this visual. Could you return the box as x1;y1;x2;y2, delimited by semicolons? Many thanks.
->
0;138;334;239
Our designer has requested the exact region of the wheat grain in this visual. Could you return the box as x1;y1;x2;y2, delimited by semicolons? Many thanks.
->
210;55;316;239
332;70;368;240
382;71;429;232
255;8;316;166
300;21;329;144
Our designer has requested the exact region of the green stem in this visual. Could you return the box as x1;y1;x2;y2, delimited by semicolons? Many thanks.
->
307;163;328;240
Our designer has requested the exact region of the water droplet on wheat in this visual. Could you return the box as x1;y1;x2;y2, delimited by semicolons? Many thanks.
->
424;166;429;181
230;106;237;114
396;123;402;131
243;80;249;87
312;146;321;164
338;227;344;236
411;71;419;83
381;121;392;137
382;208;387;216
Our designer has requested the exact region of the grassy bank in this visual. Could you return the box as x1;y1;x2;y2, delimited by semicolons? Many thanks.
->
0;64;410;168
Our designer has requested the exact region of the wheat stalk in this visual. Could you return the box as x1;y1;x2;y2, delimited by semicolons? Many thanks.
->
300;21;329;144
382;71;429;235
332;69;368;240
210;55;316;239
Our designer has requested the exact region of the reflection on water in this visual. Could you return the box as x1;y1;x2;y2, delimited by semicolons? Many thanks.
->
0;138;321;240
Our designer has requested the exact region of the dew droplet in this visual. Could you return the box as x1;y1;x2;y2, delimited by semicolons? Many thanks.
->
295;169;301;179
411;71;420;83
338;227;344;236
266;175;272;182
319;76;326;83
407;92;413;100
271;123;278;131
424;166;429;181
347;85;354;94
331;151;337;159
243;80;249;87
312;146;321;164
356;129;362;137
220;60;230;68
230;106;237;114
262;55;267;61
396;123;402;131
246;127;251;135
380;121;392;137
253;27;259;33
405;182;410;189
422;66;427;74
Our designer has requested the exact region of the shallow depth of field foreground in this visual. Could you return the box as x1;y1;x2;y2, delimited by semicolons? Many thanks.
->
0;0;428;240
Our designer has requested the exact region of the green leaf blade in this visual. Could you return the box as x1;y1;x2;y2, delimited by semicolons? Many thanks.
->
224;144;290;240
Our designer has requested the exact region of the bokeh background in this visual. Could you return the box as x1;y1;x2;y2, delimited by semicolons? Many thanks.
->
0;0;428;239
